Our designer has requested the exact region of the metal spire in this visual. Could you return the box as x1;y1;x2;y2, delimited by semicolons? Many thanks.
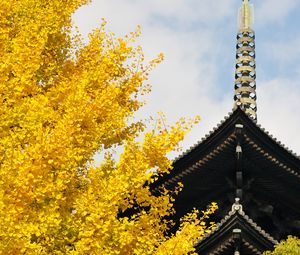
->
239;0;253;30
234;0;257;121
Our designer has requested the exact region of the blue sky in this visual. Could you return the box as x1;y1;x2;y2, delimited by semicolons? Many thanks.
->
73;0;300;156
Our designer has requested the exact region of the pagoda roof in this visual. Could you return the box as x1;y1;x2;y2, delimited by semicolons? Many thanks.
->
153;107;300;190
151;107;300;240
176;108;299;163
195;199;278;255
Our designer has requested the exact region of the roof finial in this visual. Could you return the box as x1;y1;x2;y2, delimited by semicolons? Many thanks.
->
239;0;254;30
234;0;257;121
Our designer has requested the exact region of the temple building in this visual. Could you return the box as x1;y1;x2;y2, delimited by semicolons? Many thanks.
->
151;0;300;254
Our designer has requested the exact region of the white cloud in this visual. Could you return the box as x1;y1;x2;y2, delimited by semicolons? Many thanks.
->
255;0;299;27
257;77;300;154
262;36;300;65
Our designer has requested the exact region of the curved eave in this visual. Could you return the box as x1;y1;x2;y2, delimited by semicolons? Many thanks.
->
195;205;278;254
196;206;278;247
151;107;300;191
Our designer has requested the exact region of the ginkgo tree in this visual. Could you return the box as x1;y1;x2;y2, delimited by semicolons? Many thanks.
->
264;236;300;255
0;1;216;254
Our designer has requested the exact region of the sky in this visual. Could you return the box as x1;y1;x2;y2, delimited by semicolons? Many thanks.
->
73;0;300;158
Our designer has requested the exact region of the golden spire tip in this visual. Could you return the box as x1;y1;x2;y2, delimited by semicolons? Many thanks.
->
239;0;254;30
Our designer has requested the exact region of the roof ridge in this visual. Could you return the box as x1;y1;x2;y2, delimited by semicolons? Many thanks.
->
173;107;299;166
253;120;300;159
195;198;278;247
172;109;235;163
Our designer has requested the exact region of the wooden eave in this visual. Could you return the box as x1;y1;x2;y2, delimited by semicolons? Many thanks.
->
195;202;278;255
197;237;263;255
152;107;300;191
150;107;300;238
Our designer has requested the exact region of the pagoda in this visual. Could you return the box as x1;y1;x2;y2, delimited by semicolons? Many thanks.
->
151;0;300;254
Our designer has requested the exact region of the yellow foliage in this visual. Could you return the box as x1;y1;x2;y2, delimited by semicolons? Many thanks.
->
264;236;300;255
0;1;216;254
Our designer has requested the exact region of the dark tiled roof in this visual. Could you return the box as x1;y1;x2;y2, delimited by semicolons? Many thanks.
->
195;199;278;255
153;107;300;190
196;199;278;246
174;108;299;164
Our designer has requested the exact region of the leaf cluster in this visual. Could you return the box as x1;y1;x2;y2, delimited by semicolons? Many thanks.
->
0;1;214;254
264;236;300;255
